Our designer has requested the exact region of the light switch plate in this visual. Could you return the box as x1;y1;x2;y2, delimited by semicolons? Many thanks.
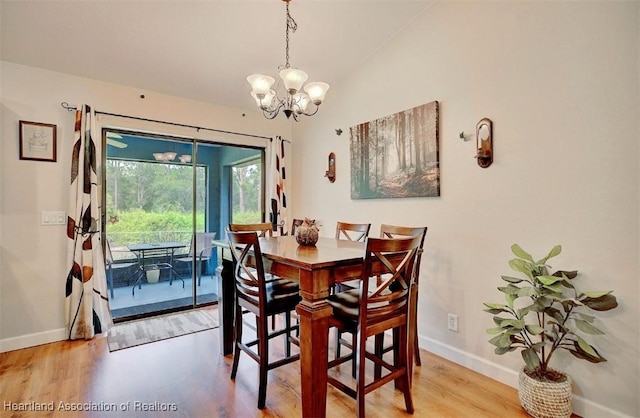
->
41;211;66;225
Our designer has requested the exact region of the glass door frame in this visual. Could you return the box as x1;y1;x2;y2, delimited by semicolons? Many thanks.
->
101;127;266;322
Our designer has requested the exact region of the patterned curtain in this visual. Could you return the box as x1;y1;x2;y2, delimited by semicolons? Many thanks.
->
268;136;288;235
64;104;112;339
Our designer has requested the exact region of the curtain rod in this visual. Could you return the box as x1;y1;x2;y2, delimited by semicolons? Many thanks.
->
60;102;273;141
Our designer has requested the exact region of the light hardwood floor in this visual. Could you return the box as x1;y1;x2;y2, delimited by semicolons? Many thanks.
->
0;308;539;418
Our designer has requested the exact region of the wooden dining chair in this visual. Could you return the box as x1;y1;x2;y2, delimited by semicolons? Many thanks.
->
327;235;422;418
377;224;428;372
229;222;290;330
335;224;428;376
334;221;371;361
290;218;304;236
335;221;371;242
226;230;301;409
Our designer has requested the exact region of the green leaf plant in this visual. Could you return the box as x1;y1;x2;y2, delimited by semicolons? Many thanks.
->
484;244;618;381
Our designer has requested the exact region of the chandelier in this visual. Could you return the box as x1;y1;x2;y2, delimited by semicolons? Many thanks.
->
247;0;329;121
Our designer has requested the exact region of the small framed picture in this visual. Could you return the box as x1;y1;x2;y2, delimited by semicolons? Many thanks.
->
19;120;57;162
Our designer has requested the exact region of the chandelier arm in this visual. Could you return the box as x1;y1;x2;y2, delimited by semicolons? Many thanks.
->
261;108;280;120
261;98;286;119
300;104;320;117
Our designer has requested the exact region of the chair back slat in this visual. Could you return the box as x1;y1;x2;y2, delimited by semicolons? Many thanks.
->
379;224;427;283
105;239;115;264
360;236;421;323
335;221;371;242
227;230;268;311
229;222;273;237
290;218;304;236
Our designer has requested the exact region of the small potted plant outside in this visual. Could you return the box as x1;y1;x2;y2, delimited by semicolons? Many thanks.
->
483;244;618;418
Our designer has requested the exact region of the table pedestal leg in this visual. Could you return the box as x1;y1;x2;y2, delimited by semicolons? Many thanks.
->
296;301;332;418
217;256;235;356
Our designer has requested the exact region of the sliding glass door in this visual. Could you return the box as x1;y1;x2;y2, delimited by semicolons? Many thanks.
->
103;129;263;321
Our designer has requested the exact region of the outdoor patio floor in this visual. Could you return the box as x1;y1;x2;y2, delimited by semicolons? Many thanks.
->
109;273;219;320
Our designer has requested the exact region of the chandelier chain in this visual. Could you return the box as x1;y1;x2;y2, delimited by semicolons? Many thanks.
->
284;1;297;69
246;0;328;121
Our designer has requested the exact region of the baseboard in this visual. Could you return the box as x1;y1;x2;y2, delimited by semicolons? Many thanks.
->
419;335;633;418
0;328;66;353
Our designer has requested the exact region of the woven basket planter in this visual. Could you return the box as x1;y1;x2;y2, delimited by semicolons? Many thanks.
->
518;369;572;418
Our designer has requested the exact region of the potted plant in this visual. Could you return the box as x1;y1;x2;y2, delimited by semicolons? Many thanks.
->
483;244;618;418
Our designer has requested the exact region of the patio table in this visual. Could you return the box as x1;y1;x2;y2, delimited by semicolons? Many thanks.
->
128;242;186;294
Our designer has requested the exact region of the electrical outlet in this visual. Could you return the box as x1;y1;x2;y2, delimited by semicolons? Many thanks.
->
448;313;459;332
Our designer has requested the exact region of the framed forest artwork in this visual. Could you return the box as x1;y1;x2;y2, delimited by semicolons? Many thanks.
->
350;101;440;199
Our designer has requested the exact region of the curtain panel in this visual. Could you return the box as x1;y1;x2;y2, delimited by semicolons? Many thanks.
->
64;104;112;339
267;136;288;235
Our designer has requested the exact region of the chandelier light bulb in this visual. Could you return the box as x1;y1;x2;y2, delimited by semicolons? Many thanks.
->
279;68;308;94
304;82;330;105
247;74;275;96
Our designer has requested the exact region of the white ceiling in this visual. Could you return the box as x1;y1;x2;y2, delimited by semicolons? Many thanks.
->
1;0;432;111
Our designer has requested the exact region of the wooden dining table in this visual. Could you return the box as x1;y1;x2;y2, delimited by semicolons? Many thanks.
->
216;235;417;418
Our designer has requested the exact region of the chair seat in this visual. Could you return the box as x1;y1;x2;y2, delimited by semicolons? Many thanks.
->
240;278;300;313
265;278;300;306
328;288;399;327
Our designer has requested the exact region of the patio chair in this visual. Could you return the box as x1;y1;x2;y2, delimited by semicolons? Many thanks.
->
105;239;141;299
174;232;217;286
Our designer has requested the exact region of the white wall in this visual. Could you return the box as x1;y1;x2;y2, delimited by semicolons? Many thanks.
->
292;1;639;417
0;61;291;349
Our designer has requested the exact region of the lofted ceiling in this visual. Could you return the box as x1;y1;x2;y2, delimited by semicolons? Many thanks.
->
1;0;432;112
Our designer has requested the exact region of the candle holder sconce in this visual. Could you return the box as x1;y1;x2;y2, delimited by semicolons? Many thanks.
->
325;152;336;182
476;118;493;168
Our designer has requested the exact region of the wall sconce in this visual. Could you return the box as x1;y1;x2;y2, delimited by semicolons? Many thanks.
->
325;152;336;182
476;118;493;168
